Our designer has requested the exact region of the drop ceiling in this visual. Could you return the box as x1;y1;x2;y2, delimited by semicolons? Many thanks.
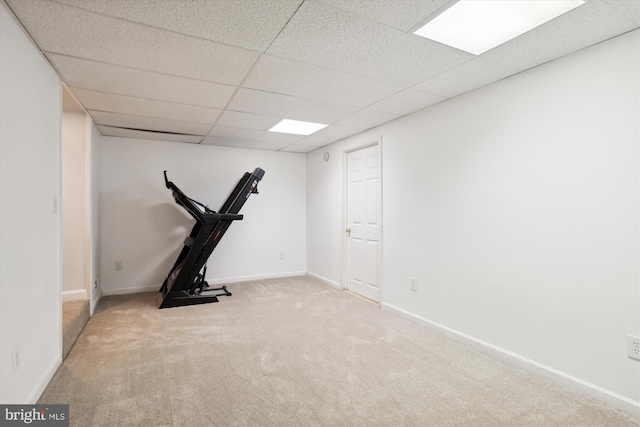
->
6;0;638;153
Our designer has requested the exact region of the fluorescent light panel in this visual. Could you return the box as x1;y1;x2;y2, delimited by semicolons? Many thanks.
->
268;119;328;135
414;0;585;55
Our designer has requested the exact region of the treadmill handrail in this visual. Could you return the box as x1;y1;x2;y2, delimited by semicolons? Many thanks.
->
220;213;243;221
164;171;227;223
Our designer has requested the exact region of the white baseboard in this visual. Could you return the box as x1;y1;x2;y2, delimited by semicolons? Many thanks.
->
102;284;159;296
27;353;61;404
207;271;306;285
381;303;640;417
306;271;342;290
62;289;87;302
102;272;308;296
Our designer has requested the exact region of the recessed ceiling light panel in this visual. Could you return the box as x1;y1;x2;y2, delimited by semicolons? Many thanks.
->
414;0;585;55
268;119;328;136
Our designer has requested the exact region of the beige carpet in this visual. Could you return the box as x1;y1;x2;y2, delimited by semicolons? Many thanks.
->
39;276;638;427
62;299;90;360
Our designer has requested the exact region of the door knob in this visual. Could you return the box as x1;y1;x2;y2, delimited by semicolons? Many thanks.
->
346;228;351;235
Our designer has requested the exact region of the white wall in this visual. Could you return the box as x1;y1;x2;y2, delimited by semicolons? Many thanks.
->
307;30;639;411
0;2;62;403
62;111;87;298
99;137;306;294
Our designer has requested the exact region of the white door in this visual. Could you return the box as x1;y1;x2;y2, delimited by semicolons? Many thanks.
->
346;145;381;302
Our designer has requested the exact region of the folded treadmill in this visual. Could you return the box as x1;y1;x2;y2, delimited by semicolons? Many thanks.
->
159;168;265;309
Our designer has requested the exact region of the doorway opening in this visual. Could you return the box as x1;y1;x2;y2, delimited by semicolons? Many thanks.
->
61;86;93;359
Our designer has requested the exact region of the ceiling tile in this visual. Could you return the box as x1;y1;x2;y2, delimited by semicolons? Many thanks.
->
201;136;289;151
313;124;364;140
72;88;221;123
280;145;317;153
596;0;640;25
413;58;518;98
90;111;212;135
482;1;638;71
228;88;358;124
48;54;235;109
52;0;303;52
208;126;302;144
243;55;402;108
97;125;203;144
335;109;399;129
292;136;336;147
216;111;281;130
266;0;473;87
7;0;258;86
367;89;446;116
317;0;449;31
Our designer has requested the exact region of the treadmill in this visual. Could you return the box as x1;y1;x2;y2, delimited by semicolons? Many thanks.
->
159;168;265;309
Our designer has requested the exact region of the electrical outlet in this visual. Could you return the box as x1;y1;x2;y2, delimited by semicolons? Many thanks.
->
12;347;20;372
628;335;640;360
410;277;417;292
279;252;284;260
115;260;123;271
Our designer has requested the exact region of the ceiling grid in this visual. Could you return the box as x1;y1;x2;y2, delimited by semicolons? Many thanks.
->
5;0;638;153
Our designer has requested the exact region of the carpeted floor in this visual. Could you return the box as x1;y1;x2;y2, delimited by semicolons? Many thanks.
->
39;276;638;426
62;299;90;360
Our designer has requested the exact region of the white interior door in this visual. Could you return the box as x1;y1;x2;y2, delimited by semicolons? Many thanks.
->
346;145;381;302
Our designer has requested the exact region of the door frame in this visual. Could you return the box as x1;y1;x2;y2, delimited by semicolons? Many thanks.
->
341;137;383;304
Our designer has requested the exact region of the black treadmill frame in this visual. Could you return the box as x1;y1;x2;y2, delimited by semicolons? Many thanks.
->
159;168;265;309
